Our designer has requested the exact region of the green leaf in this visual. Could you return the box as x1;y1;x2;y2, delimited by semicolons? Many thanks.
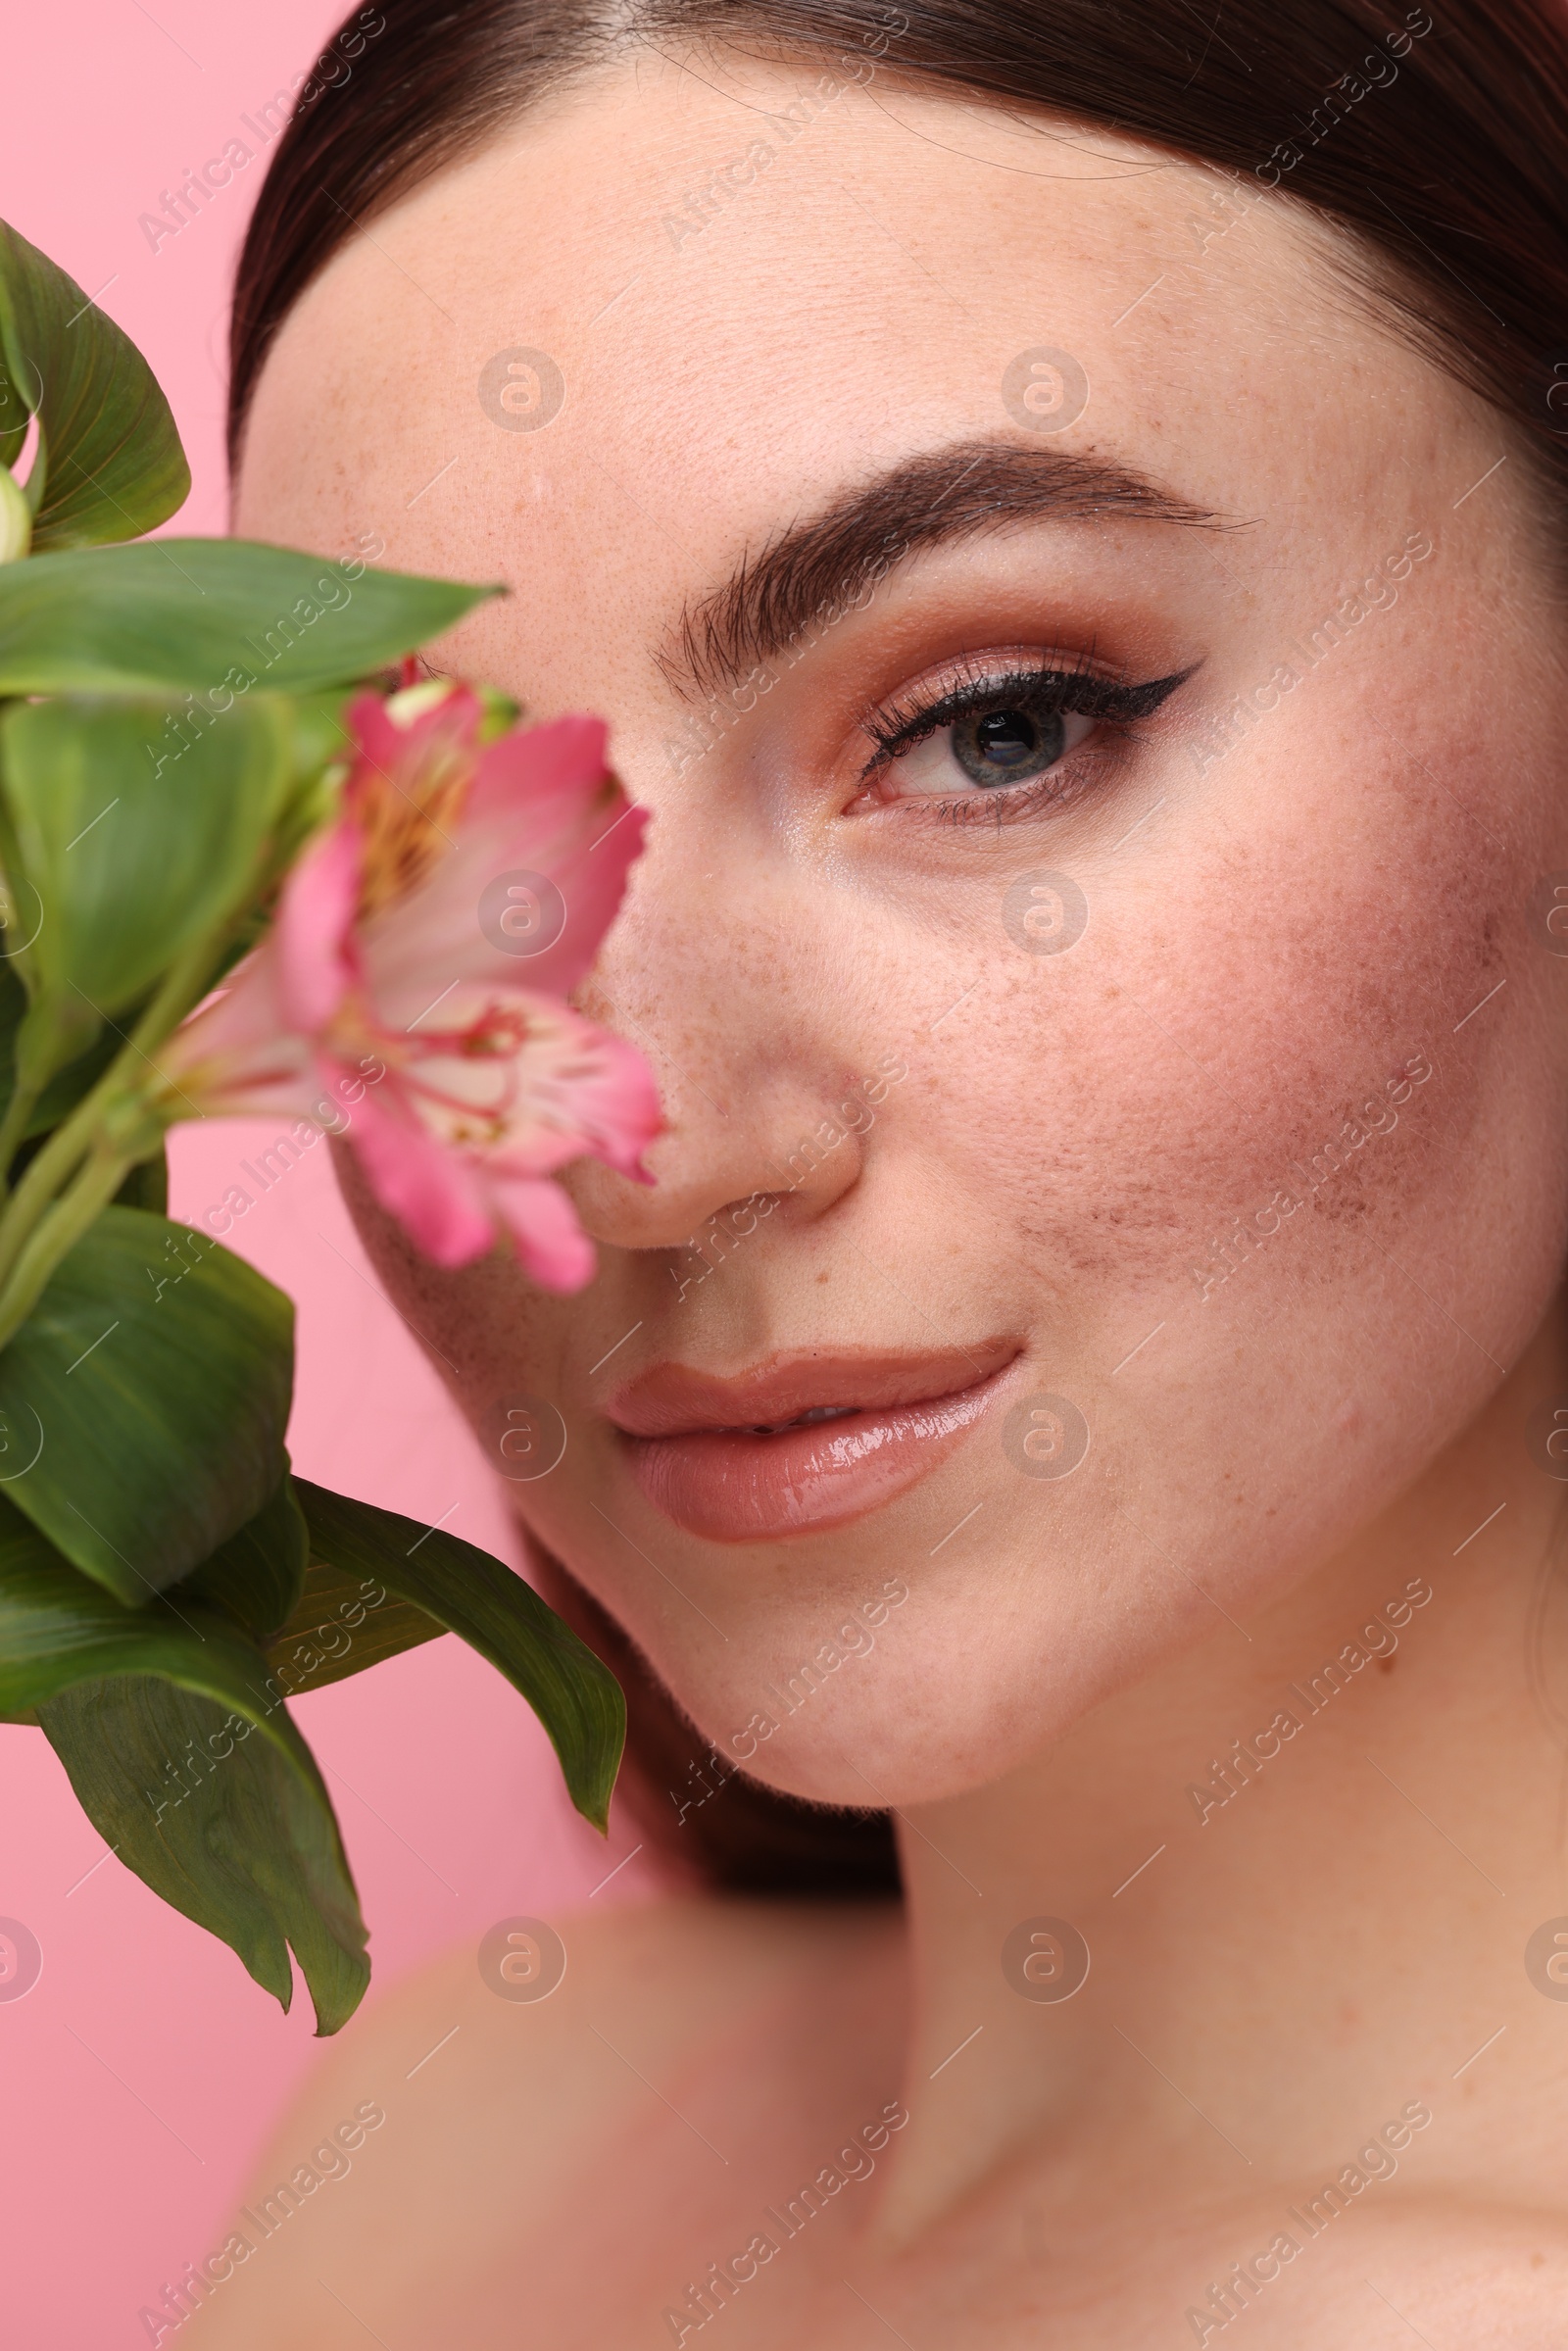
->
0;391;23;481
0;1206;293;1603
0;218;189;547
0;955;24;1132
285;686;357;780
296;1481;624;1832
205;688;360;981
38;1675;368;2033
0;1488;217;1709
0;541;499;699
0;461;28;561
0;1010;142;1170
0;1491;368;2030
264;1552;445;1697
179;1471;309;1643
111;1149;168;1216
0;693;294;1087
27;1020;122;1137
0;964;144;1158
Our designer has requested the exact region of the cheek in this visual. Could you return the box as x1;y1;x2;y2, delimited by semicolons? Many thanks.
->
875;695;1568;1641
697;703;1568;1797
329;1141;577;1429
928;698;1557;1328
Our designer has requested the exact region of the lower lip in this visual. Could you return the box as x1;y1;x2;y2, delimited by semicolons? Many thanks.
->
618;1369;1008;1543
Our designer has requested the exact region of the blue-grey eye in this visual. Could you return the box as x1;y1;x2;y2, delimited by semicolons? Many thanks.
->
889;699;1093;797
954;704;1067;784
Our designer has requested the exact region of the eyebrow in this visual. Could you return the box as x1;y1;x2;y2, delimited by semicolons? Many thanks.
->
658;437;1233;704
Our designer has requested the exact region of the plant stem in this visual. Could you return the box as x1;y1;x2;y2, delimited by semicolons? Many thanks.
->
0;1140;132;1351
0;921;231;1298
0;1075;42;1198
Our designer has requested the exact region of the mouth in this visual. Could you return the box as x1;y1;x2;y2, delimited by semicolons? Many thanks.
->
607;1343;1019;1543
744;1404;860;1435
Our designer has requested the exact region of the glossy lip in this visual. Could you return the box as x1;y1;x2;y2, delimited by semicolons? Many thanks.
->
609;1343;1019;1543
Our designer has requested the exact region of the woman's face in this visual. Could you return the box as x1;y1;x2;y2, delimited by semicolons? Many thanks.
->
237;49;1568;1806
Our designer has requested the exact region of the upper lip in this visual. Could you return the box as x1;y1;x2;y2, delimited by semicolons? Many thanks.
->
606;1342;1020;1439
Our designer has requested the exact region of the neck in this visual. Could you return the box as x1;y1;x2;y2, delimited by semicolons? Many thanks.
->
877;1292;1568;2238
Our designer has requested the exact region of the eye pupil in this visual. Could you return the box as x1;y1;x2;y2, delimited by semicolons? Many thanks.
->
975;709;1038;763
954;704;1065;786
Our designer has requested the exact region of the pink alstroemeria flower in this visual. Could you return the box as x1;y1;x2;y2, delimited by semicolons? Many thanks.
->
163;682;660;1289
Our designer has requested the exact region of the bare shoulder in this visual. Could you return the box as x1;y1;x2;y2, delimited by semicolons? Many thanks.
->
1264;2196;1568;2350
198;1892;902;2349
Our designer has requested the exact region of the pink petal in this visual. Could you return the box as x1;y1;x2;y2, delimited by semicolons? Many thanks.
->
159;688;661;1296
386;990;662;1179
158;946;320;1118
276;818;364;1033
343;685;482;817
361;718;649;1019
346;1079;496;1268
464;715;613;863
536;1020;662;1180
485;1171;598;1292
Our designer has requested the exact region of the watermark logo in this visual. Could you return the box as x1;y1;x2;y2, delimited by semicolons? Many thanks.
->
1529;872;1568;955
0;1917;42;2003
1527;1396;1568;1481
477;348;565;434
1003;1395;1090;1481
478;869;567;956
483;1395;567;1483
0;1404;45;1482
1002;868;1088;956
1546;352;1568;429
1002;1916;1091;2002
1526;1917;1568;1999
478;1916;567;2003
1001;347;1090;435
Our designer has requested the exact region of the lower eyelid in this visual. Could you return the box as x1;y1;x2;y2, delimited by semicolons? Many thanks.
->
888;737;1117;827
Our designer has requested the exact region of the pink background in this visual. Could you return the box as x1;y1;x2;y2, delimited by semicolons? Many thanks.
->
0;9;654;2341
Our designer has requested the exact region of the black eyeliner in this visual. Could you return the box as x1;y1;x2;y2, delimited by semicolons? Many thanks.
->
860;660;1198;777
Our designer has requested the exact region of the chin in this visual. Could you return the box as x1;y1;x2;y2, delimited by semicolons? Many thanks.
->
629;1561;1187;1813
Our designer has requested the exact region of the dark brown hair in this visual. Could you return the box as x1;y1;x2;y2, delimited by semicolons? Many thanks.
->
230;0;1568;1889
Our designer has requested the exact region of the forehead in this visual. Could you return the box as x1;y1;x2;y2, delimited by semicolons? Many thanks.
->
236;51;1449;681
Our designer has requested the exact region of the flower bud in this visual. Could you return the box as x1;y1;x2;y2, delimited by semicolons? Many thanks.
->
0;464;31;563
385;675;459;728
475;682;521;743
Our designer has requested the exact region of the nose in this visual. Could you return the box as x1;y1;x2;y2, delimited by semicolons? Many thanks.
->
567;832;875;1257
571;987;871;1255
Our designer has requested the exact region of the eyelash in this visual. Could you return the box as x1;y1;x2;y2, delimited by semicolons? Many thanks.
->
856;649;1194;826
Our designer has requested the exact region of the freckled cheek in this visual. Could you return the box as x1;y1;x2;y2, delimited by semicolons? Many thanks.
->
910;795;1511;1275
